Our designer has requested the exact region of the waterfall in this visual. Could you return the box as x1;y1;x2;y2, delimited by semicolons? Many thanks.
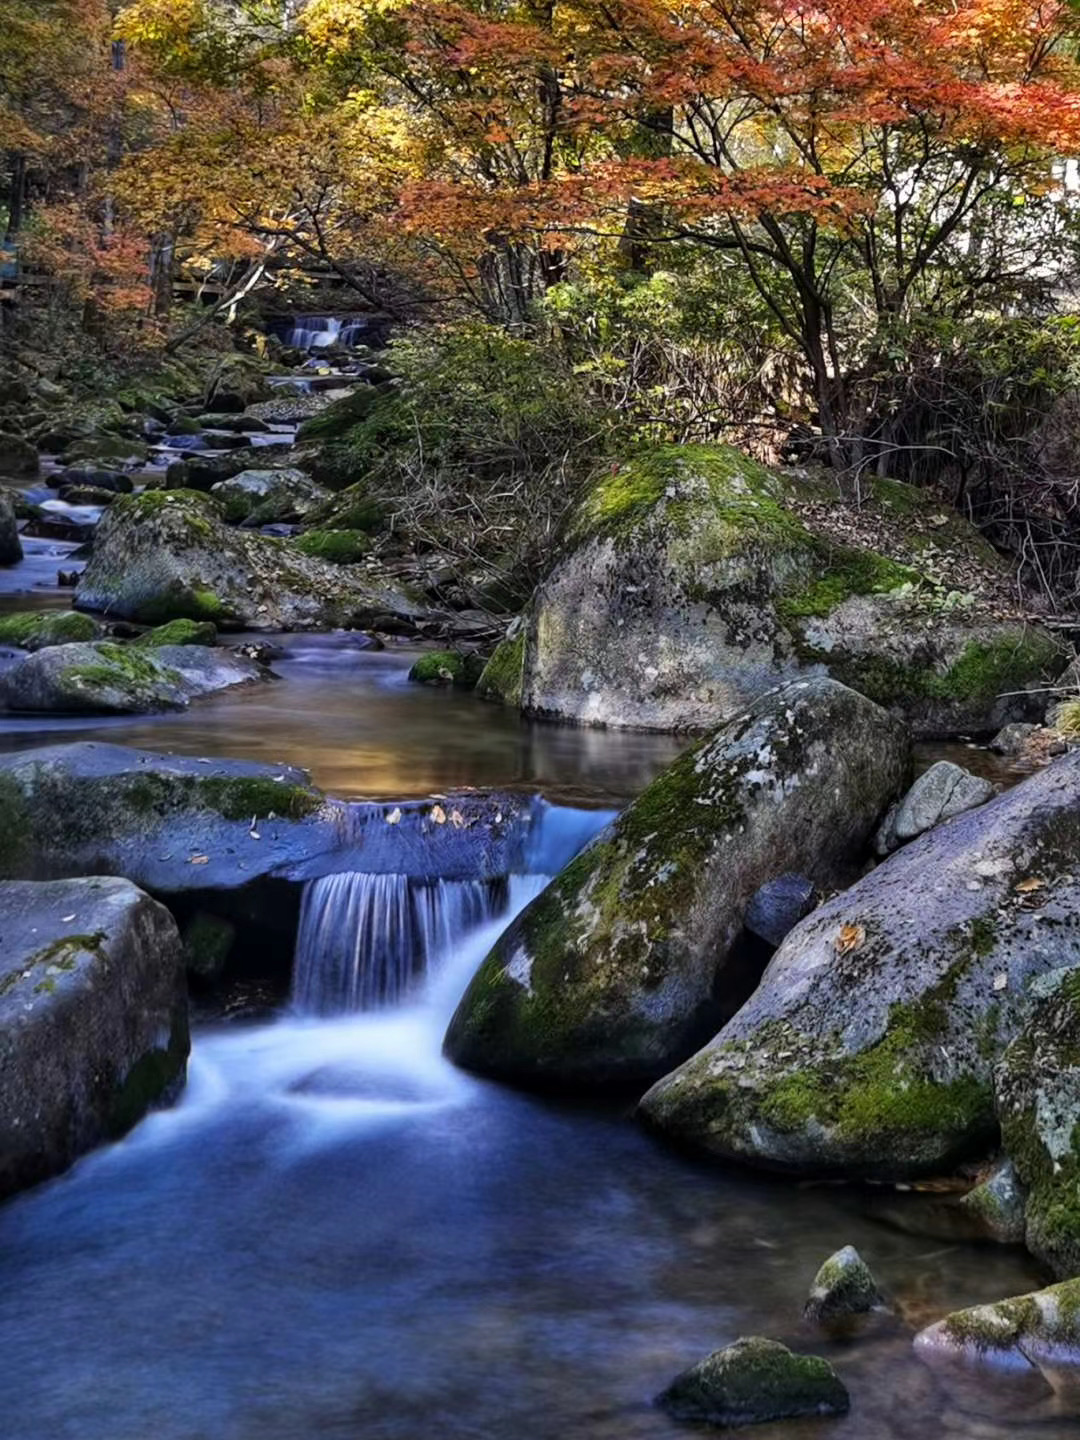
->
279;316;369;351
292;874;508;1016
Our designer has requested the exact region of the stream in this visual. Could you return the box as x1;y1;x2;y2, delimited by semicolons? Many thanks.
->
0;333;1070;1440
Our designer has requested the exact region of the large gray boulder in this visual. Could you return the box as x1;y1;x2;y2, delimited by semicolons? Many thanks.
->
0;640;263;714
914;1277;1080;1379
0;876;188;1199
492;444;1058;736
996;969;1080;1277
640;752;1080;1180
211;468;329;525
0;489;23;565
445;677;909;1090
74;489;426;632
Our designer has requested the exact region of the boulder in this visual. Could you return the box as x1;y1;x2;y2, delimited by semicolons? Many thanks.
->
0;611;101;651
408;649;485;689
444;677;909;1090
996;969;1080;1276
61;434;148;467
211;467;329;525
657;1337;849;1427
0;876;188;1199
292;529;370;564
953;1159;1028;1246
204;356;274;413
745;874;817;948
914;1277;1080;1376
875;760;995;854
55;466;133;494
74;489;427;632
505;445;1058;736
990;721;1040;757
0;432;40;477
803;1246;885;1325
0;489;23;565
0;641;263;714
57;484;121;507
640;753;1080;1181
195;413;271;433
162;445;292;491
133;619;218;648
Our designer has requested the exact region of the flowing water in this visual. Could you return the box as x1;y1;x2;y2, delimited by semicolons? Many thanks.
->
0;361;1072;1440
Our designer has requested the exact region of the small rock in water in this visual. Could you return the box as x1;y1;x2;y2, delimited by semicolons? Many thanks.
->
804;1245;886;1326
990;721;1038;756
952;1160;1027;1245
876;761;994;855
657;1336;849;1427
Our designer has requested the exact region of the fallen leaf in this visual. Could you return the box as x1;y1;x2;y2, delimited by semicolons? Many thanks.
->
431;805;447;825
993;972;1008;991
190;855;210;866
1015;877;1046;893
449;809;465;828
835;923;865;955
386;807;402;825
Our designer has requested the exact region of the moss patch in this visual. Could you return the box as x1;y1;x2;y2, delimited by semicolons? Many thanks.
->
292;529;370;564
0;611;100;650
408;650;484;689
134;619;218;648
476;630;526;706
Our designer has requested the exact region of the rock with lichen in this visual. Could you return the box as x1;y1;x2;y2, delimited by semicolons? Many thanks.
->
639;752;1080;1181
444;676;909;1090
996;970;1080;1276
914;1277;1080;1377
804;1246;886;1325
0;610;101;651
954;1160;1028;1246
74;489;426;632
657;1336;849;1427
0;876;188;1201
0;640;263;714
211;467;329;526
503;443;1057;735
875;760;995;855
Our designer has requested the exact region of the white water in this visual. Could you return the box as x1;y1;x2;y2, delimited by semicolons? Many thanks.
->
282;316;369;350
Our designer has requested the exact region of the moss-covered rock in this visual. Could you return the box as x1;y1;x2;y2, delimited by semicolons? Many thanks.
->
476;628;525;706
0;490;23;566
74;488;427;633
509;444;1057;736
996;970;1080;1277
0;610;100;651
211;467;329;526
296;384;386;442
640;751;1080;1180
0;431;40;477
657;1337;849;1427
303;482;387;533
915;1277;1080;1376
444;677;909;1090
133;619;218;648
204;355;275;413
61;434;148;466
804;1246;886;1326
408;649;485;689
0;640;261;714
0;876;188;1200
293;529;370;565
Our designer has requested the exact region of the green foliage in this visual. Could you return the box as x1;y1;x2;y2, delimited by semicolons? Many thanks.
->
292;529;370;564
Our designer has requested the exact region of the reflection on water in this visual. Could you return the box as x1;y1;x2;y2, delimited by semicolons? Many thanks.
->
0;635;687;803
0;893;1065;1440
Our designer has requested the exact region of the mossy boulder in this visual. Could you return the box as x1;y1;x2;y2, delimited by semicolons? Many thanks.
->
0;610;101;651
657;1337;849;1427
996;970;1080;1277
914;1277;1080;1377
74;489;427;633
476;628;525;706
640;752;1080;1181
293;529;370;565
445;676;909;1090
61;434;148;467
204;355;274;413
510;444;1057;736
408;649;485;689
303;482;387;533
295;383;386;442
133;618;218;648
0;876;188;1200
804;1246;886;1326
0;640;262;714
0;431;40;477
0;490;23;565
163;445;292;493
211;467;329;526
55;466;133;494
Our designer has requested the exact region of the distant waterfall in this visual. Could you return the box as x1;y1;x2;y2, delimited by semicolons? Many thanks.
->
292;874;508;1016
279;316;369;351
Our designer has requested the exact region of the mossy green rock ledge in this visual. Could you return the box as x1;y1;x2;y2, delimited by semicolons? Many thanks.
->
915;1278;1080;1378
445;676;909;1090
996;969;1080;1277
0;610;101;651
511;444;1057;736
657;1336;849;1427
640;751;1080;1181
73;490;426;633
0;876;188;1200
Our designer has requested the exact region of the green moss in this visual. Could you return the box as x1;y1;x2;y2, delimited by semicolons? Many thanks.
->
931;635;1059;703
292;529;370;564
408;650;484;688
0;772;31;875
197;776;321;821
0;611;99;649
296;385;384;442
106;999;189;1139
62;642;181;697
776;549;918;620
1054;699;1080;737
476;630;526;706
0;931;107;998
134;619;218;648
305;486;386;533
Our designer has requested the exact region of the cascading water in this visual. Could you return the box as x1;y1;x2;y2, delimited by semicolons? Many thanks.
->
277;315;370;350
292;874;507;1015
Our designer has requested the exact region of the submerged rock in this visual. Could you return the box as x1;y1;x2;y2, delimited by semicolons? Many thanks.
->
0;876;188;1200
657;1336;849;1427
0;640;263;714
504;444;1057;735
640;753;1080;1180
0;610;100;651
876;760;995;854
996;970;1080;1276
804;1246;886;1325
0;489;23;565
445;677;909;1090
914;1277;1080;1376
74;489;426;632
